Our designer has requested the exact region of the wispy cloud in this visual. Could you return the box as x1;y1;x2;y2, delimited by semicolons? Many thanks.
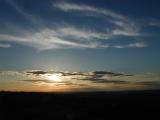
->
53;2;126;20
0;71;21;75
0;1;150;50
6;0;39;24
0;27;109;50
56;27;110;40
0;43;11;48
53;2;142;37
147;19;160;27
111;28;140;37
127;42;148;48
0;25;148;50
114;42;148;48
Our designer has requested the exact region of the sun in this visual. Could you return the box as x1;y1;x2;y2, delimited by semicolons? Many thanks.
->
48;74;62;82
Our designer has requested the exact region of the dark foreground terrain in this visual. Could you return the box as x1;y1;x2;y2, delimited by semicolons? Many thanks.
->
0;90;160;120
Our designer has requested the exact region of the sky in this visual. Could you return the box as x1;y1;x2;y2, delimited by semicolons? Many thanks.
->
0;0;160;92
0;70;160;92
0;0;160;73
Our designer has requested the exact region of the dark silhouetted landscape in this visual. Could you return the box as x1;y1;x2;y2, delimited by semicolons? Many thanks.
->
0;90;160;120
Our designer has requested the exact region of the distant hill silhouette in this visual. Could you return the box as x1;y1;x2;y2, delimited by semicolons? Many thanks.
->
0;90;160;120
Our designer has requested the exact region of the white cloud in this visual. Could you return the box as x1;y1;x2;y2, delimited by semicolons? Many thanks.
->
114;42;148;48
53;2;126;20
0;43;11;48
111;29;140;36
53;2;142;37
111;20;140;36
128;42;148;48
0;27;110;50
56;26;110;40
0;25;148;50
147;19;160;27
113;45;125;49
0;1;149;50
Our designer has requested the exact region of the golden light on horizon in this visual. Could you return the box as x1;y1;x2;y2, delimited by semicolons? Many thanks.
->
47;73;62;82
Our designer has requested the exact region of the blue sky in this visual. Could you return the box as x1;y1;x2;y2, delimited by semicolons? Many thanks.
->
0;0;160;73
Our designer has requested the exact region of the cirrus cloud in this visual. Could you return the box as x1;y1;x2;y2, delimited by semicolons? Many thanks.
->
0;43;11;48
0;1;151;50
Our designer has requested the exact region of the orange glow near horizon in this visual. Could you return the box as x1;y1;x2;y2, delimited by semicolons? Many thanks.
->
0;70;159;92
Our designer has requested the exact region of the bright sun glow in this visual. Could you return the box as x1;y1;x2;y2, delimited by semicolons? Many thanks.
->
48;74;62;82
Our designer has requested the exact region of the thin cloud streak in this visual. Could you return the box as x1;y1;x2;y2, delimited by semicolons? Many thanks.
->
0;27;108;50
56;27;110;40
6;0;39;24
114;42;148;48
0;31;146;50
0;25;147;50
0;1;150;50
0;43;11;48
53;2;142;37
53;2;126;20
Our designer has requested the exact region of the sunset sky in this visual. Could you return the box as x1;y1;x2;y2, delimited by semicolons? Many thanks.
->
0;0;160;92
